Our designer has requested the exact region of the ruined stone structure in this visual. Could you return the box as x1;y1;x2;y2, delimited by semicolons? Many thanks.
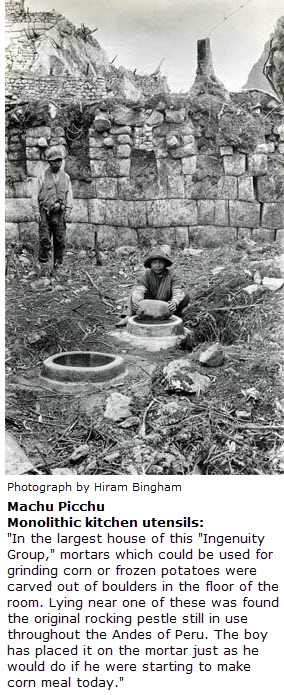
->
5;1;284;250
244;16;284;101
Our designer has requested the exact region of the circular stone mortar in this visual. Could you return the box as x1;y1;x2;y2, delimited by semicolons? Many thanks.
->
127;315;184;338
114;315;186;351
41;351;126;393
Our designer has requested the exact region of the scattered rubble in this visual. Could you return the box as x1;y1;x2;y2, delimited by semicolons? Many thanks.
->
4;1;284;478
5;240;284;476
163;359;211;394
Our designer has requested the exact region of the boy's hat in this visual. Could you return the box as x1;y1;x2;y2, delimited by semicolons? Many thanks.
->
144;247;173;268
46;146;63;161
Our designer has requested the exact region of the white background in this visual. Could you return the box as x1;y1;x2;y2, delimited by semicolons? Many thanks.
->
3;1;283;693
2;475;283;694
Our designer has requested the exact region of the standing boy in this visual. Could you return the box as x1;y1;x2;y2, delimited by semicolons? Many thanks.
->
32;147;73;269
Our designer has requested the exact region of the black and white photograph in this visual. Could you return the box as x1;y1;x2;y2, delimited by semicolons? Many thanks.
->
5;0;284;476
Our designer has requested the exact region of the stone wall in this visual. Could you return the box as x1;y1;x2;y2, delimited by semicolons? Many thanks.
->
5;3;284;252
5;102;284;250
5;2;64;73
6;72;107;104
5;0;165;102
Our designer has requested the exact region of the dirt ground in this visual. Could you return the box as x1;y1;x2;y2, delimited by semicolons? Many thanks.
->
5;237;284;476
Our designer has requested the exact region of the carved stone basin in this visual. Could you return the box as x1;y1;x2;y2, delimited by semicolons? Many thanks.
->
127;315;184;338
41;351;126;390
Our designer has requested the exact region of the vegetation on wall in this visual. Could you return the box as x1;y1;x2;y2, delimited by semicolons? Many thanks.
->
217;103;262;152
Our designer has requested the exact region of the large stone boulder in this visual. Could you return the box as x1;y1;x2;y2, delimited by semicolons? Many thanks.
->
136;300;171;320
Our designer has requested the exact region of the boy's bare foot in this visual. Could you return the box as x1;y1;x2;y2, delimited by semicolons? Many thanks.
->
115;317;128;328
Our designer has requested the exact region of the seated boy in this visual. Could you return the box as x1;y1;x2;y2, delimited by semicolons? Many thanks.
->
130;247;189;317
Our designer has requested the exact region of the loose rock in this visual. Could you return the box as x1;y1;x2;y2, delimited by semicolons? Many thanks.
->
211;266;225;276
5;431;34;475
150;400;189;431
275;253;284;274
159;244;171;256
115;246;136;256
235;410;251;419
253;270;262;285
243;284;261;295
70;444;90;463
199;342;225;367
275;398;284;415
31;277;51;290
163;360;211;394
104;451;121;462
182;248;202;256
127;463;139;474
104;392;133;421
119;416;140;429
236;238;257;252
84;460;97;474
27;330;47;346
262;277;284;291
19;255;31;267
242;387;261;401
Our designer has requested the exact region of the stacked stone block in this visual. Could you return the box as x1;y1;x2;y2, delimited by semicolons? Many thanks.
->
6;124;69;246
6;1;64;74
6;73;106;105
5;2;284;251
5;102;284;250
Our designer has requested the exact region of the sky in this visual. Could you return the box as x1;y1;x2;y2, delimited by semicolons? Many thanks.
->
24;0;283;91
